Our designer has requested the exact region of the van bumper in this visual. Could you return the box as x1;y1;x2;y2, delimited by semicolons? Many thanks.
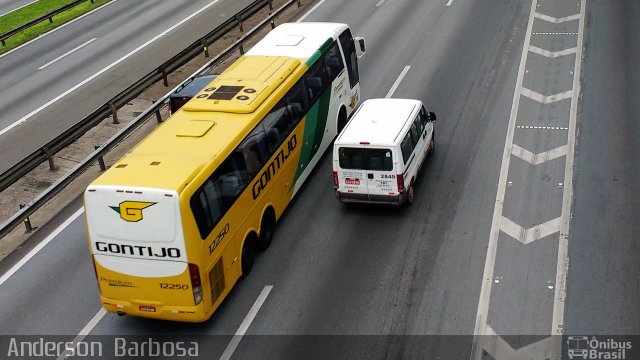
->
100;296;209;323
335;191;406;205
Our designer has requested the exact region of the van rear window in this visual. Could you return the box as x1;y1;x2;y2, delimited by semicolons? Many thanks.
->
338;148;393;171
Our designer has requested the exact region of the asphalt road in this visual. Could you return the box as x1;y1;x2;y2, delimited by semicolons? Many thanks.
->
0;0;37;17
0;0;637;359
0;0;255;174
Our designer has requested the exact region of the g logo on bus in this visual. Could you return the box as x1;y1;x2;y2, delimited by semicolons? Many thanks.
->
110;201;156;222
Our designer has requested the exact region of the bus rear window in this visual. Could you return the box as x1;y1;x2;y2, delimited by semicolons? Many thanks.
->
338;148;393;171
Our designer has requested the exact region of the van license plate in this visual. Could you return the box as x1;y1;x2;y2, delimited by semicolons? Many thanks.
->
139;305;156;313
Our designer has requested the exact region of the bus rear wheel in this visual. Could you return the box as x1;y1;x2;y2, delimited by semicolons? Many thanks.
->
241;235;256;278
257;209;276;252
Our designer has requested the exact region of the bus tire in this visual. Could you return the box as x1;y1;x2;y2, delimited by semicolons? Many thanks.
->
257;209;276;252
240;234;256;278
337;107;347;133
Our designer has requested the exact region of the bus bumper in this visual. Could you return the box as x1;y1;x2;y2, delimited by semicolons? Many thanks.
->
100;296;210;323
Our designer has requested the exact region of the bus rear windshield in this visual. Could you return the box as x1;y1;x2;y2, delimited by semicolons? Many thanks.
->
338;148;393;171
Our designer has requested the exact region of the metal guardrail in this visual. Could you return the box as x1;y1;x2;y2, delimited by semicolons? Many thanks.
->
0;0;280;193
0;0;301;240
0;0;96;46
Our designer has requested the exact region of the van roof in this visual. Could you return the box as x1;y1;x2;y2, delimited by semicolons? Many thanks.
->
336;98;422;146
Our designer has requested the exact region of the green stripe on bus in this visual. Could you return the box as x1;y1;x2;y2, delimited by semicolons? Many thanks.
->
294;88;331;181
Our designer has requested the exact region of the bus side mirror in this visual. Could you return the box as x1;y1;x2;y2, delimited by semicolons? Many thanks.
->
428;111;437;122
355;37;366;58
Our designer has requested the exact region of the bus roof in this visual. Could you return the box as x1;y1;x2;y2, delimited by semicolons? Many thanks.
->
247;22;348;60
335;99;422;146
91;56;305;191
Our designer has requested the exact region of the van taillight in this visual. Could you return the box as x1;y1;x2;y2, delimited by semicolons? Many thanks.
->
333;171;339;187
189;263;203;305
397;174;405;192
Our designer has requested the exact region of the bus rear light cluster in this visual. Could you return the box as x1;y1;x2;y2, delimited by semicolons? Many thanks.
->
189;263;203;305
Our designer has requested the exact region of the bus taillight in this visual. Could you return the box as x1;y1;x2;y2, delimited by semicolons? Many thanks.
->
189;263;203;305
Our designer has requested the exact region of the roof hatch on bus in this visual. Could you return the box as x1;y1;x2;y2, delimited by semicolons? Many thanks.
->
183;56;300;114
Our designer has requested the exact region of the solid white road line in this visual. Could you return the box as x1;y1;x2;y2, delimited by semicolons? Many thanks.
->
219;285;273;360
297;0;327;22
0;0;117;60
56;308;107;360
385;65;411;98
0;0;222;137
552;0;586;336
446;0;454;7
471;0;538;357
38;38;97;70
0;0;39;17
0;207;84;287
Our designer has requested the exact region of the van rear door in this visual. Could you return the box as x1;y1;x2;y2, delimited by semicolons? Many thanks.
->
337;146;397;200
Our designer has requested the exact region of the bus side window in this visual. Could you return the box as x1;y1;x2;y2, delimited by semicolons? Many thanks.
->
338;28;359;88
286;81;309;126
304;58;328;102
242;125;270;175
191;179;224;239
323;41;344;81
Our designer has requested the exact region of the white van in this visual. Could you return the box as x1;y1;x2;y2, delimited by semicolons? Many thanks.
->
332;98;436;205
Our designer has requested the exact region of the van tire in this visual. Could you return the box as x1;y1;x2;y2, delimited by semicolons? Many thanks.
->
240;234;256;278
257;209;276;252
428;133;435;157
337;107;348;133
407;182;415;205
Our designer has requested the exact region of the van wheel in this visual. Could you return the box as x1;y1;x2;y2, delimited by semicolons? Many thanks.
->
428;133;435;157
257;209;276;252
240;234;256;278
407;182;415;205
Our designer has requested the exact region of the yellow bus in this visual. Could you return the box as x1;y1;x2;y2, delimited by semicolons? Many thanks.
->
84;22;365;322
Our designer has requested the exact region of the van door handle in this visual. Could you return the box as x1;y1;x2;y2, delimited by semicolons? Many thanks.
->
368;173;374;179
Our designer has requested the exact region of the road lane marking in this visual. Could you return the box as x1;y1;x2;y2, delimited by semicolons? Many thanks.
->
0;0;222;137
0;0;117;60
38;38;97;70
471;0;538;355
521;88;573;104
529;45;577;58
385;65;410;98
517;125;569;130
297;0;327;22
0;207;84;287
376;0;387;7
56;308;107;360
511;144;568;165
446;0;454;7
534;13;580;23
219;285;273;360
500;216;562;244
553;0;586;337
0;0;39;17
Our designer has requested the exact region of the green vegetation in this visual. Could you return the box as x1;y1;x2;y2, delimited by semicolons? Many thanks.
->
0;0;112;54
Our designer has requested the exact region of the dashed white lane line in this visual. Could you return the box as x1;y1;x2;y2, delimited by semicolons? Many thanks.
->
517;125;569;130
56;308;107;360
297;0;327;22
376;0;387;7
0;0;222;137
385;65;411;98
446;0;454;7
0;207;84;287
219;285;273;360
38;38;97;70
0;0;117;60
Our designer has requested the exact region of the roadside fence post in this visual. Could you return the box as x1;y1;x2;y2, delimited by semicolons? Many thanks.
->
236;15;244;32
43;147;57;171
94;146;106;171
109;102;119;124
19;205;33;233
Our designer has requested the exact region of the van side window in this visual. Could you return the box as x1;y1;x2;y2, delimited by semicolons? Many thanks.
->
409;121;421;145
413;115;424;135
323;41;344;81
401;133;414;164
419;107;429;126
